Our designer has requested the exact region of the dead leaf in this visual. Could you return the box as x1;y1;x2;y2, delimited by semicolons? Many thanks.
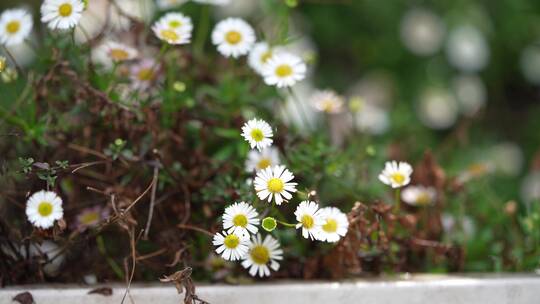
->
88;287;113;296
12;292;34;304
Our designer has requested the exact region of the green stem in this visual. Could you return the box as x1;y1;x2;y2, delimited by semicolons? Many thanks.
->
96;235;125;280
277;220;296;228
194;5;210;59
394;188;401;213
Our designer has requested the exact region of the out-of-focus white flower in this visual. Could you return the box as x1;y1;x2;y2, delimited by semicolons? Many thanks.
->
401;185;437;206
211;18;255;58
315;207;349;243
193;0;230;5
28;241;65;276
310;89;344;114
152;13;192;45
520;44;540;85
254;165;297;205
489;142;523;177
130;58;161;90
446;25;489;72
278;82;319;132
104;41;138;62
351;98;390;135
2;41;35;67
248;42;281;75
26;190;64;229
156;0;188;10
241;118;273;151
215;0;259;17
41;0;85;30
347;71;395;109
417;88;459;130
241;234;283;277
111;0;156;31
262;52;307;88
521;172;540;204
245;147;280;172
442;213;476;237
400;8;445;56
378;161;413;189
0;8;33;46
456;162;495;184
452;74;487;117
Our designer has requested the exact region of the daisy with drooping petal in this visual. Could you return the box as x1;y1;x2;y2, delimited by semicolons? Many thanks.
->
294;201;324;240
103;41;138;62
262;52;307;88
152;12;193;45
378;161;413;188
245;147;280;172
213;231;250;261
222;202;260;237
310;89;344;114
248;42;280;74
241;234;283;277
401;185;436;207
41;0;85;30
25;190;64;229
193;0;230;5
316;207;349;243
211;18;255;58
0;9;33;46
241;118;273;151
254;165;297;205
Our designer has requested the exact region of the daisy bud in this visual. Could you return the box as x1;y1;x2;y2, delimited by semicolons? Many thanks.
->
0;56;5;73
261;217;277;232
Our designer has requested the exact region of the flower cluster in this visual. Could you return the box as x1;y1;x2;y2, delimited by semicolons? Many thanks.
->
212;118;350;277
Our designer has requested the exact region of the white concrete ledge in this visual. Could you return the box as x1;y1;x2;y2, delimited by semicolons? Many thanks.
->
1;274;540;304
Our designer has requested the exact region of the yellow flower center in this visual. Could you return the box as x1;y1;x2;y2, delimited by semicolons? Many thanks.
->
225;30;242;45
168;20;182;28
257;158;271;170
322;100;335;113
232;214;248;227
58;3;73;17
110;49;129;61
0;57;5;72
137;68;154;81
267;178;284;193
223;234;240;249
301;214;314;229
80;211;100;225
261;50;272;63
250;245;270;265
275;64;292;77
250;129;264;142
415;192;431;205
391;173;405;185
38;201;53;217
322;218;338;233
6;21;20;34
160;29;179;42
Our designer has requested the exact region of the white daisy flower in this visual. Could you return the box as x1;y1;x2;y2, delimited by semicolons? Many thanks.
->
245;147;280;172
156;0;188;10
213;230;250;261
310;89;345;114
378;161;413;188
240;118;273;151
152;14;192;45
41;0;85;30
222;201;260;237
248;42;280;74
103;41;138;62
0;9;33;46
294;201;324;240
254;165;297;205
193;0;231;6
316;207;349;243
211;17;255;58
401;185;436;207
241;234;283;277
25;190;64;229
262;52;307;88
130;58;161;90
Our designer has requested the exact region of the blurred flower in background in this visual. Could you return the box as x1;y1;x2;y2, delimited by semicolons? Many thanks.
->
520;44;540;85
446;25;490;72
452;74;487;117
400;8;445;56
417;87;459;130
521;172;540;204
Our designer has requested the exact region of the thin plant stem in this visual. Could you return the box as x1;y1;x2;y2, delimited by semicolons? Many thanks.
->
277;220;296;228
394;188;401;213
1;45;23;76
194;5;210;59
286;86;312;131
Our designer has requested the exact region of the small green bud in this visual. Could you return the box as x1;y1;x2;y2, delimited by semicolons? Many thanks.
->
366;145;376;156
349;96;364;113
114;138;124;146
262;217;277;232
284;0;298;8
1;67;17;83
173;81;186;92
